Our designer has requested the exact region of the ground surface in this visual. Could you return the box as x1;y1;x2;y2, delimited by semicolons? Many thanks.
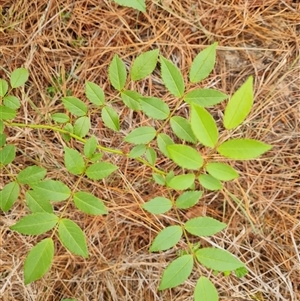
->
0;1;299;300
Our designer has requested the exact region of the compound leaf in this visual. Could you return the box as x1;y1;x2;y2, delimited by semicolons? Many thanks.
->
159;255;193;290
184;89;228;107
62;96;87;117
112;0;146;12
108;54;127;91
206;162;239;181
10;67;29;88
198;174;222;191
167;174;195;191
64;146;85;175
17;165;47;185
0;181;20;211
194;276;219;301
142;197;172;214
85;81;105;106
73;116;91;138
85;162;118;180
170;116;197;143
124;126;156;145
101;106;120;131
140;97;170;120
185;217;226;237
175;190;203;209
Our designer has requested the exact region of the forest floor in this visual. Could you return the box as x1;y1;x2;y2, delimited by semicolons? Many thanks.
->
0;1;299;300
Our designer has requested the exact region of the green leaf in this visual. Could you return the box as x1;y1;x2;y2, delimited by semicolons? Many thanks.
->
62;123;73;142
0;133;6;147
206;162;239;181
73;191;108;215
175;190;203;209
51;113;69;124
224;76;253;129
24;238;54;284
142;197;172;214
124;126;156;145
140;97;170;120
58;219;88;257
167;174;195;191
0;105;16;120
84;135;98;159
31;180;71;201
10;213;58;235
112;0;146;12
17;165;47;185
85;162;118;180
90;153;103;162
130;49;159;80
101;106;120;131
160;56;185;97
73;116;91;138
62;96;87;117
145;147;156;165
194;276;219;301
85;81;105;106
128;144;146;158
196;248;245;271
156;133;174;158
108;54;127;91
185;217;226;237
121;90;141;111
191;105;218;148
189;43;217;83
184;89;228;107
3;95;21;109
10;68;29;88
167;144;203;170
0;181;20;211
170;116;196;143
0;120;4;132
152;173;165;185
0;144;15;164
25;190;53;213
150;225;182;252
64;146;85;175
198;174;222;191
159;255;193;290
0;79;8;96
217;139;272;160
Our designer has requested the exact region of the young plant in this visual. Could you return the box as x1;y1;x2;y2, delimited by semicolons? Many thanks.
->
0;44;272;300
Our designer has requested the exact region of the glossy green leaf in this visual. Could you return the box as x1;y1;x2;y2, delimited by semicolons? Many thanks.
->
17;165;47;185
25;190;53;213
0;133;6;147
58;219;88;258
189;43;217;83
121;90;141;111
24;238;54;284
170;116;196;143
85;162;118;180
3;95;21;109
31;180;71;201
108;54;127;91
206;162;239;181
224;76;253;129
175;190;203;209
185;217;226;237
0;79;8;96
64;146;85;175
130;49;159;80
167;144;203;170
0;144;15;164
150;225;182;252
196;248;245;271
73;191;108;215
84;135;98;159
160;56;185;97
142;197;172;214
156;133;174;158
10;68;29;88
73;116;91;138
62;96;87;116
217;139;272;160
167;173;195;191
184;89;228;107
159;255;193;290
198;174;222;191
191;105;218;148
140;97;170;120
145;147;156;165
85;81;105;106
0;105;16;120
194;276;219;301
10;213;58;235
152;173;165;185
124;126;156;145
0;181;20;211
128;144;146;158
101;106;120;131
112;0;146;12
51;113;69;124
